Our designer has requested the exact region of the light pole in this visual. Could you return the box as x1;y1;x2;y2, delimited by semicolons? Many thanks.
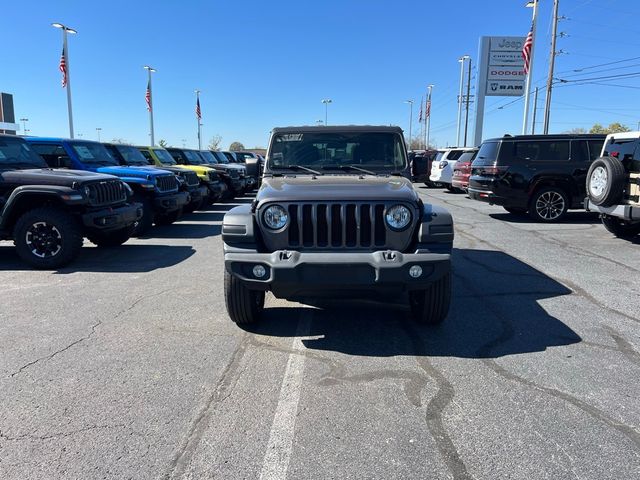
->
404;100;414;149
321;99;332;126
52;23;77;139
96;127;102;141
456;55;469;146
195;89;202;150
463;56;473;147
144;65;156;146
19;118;29;134
522;0;539;134
426;85;433;149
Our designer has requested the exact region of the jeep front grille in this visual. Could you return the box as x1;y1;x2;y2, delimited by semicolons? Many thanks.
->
229;169;240;179
184;171;199;187
87;180;127;207
287;202;387;248
156;174;179;193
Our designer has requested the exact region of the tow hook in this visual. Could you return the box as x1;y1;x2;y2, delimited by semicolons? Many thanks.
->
382;250;397;261
279;250;293;261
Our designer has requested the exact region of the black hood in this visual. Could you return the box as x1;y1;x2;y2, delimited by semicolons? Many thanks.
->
1;168;118;188
256;175;419;205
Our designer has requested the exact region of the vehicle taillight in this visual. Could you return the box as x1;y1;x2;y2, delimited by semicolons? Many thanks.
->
439;160;448;168
473;165;508;176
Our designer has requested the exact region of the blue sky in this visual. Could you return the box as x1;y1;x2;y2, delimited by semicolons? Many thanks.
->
3;0;639;149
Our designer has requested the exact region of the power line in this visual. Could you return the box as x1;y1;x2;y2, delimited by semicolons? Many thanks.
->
558;62;640;79
557;71;640;83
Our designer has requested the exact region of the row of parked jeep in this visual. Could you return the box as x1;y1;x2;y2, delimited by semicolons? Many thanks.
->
411;131;640;238
0;134;262;269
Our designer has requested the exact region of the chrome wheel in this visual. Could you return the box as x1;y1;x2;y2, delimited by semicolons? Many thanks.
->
589;166;608;197
535;191;565;221
25;222;63;258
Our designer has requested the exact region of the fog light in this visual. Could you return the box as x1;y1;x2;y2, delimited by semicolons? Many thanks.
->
409;265;423;278
253;265;266;278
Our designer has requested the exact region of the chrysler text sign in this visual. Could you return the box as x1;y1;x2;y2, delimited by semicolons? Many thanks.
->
489;51;524;66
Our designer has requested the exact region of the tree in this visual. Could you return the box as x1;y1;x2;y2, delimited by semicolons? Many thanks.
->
409;138;427;150
158;139;168;147
590;122;631;134
565;128;587;134
208;135;222;150
229;142;245;151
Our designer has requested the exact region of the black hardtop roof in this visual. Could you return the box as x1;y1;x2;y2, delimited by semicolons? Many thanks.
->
484;133;606;143
271;125;404;134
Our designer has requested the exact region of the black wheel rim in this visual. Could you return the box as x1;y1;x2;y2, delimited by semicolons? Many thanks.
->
535;191;565;220
25;221;63;258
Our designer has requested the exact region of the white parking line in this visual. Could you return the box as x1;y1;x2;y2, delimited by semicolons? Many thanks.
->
259;308;313;480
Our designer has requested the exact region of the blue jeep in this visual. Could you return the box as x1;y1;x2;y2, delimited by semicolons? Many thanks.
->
26;138;189;234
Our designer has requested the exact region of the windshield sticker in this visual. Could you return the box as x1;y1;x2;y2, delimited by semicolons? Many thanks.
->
74;146;95;160
279;134;303;142
0;150;6;159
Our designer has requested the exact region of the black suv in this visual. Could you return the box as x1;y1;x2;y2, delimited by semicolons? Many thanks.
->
468;134;606;222
0;135;141;268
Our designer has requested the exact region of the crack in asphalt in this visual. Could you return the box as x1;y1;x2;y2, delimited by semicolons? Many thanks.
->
7;288;175;378
164;333;250;480
0;422;130;442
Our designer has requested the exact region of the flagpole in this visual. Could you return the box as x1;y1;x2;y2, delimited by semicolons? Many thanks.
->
456;56;468;146
522;0;538;134
52;23;76;139
195;89;201;150
144;65;156;146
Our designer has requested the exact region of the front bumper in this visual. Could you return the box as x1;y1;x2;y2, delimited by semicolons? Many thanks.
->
245;176;257;190
207;181;226;199
225;249;451;298
153;191;190;213
188;185;208;203
81;202;143;231
584;198;640;221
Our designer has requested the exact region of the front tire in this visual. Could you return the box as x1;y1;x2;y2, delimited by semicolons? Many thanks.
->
13;207;83;269
529;187;569;222
601;215;640;238
224;270;265;324
409;272;451;325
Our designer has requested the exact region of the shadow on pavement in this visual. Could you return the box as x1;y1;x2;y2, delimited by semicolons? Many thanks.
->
139;223;221;239
242;248;581;359
0;244;196;273
489;211;600;225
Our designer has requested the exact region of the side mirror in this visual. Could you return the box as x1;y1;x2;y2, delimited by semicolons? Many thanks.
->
56;155;72;168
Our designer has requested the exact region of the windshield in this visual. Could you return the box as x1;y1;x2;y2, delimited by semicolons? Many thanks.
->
214;151;229;164
182;150;204;164
71;142;118;166
268;132;406;171
152;148;177;165
116;145;149;166
199;151;218;164
473;142;500;166
0;137;47;168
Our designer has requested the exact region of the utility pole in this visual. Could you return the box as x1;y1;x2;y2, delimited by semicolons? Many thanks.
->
522;0;538;134
404;100;413;149
463;57;472;147
531;87;539;134
456;56;469;146
426;85;433;149
543;0;560;134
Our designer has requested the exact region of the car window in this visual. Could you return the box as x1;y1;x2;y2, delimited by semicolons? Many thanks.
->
445;150;464;161
29;143;68;167
603;138;636;162
571;140;590;163
138;149;153;163
153;148;177;165
199;151;218;163
115;145;149;166
70;142;119;166
474;142;500;166
0;137;47;168
588;140;604;161
457;151;478;163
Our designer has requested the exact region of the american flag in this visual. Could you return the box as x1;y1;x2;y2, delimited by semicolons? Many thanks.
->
59;47;67;88
145;80;152;111
425;97;431;119
522;23;534;74
196;97;201;120
418;97;423;123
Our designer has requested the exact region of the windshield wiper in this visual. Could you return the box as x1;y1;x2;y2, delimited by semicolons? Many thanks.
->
325;165;378;176
272;165;322;175
1;162;45;169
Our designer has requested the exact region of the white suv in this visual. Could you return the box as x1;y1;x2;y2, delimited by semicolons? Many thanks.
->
429;147;476;191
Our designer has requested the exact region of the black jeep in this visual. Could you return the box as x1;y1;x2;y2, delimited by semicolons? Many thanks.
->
222;126;453;325
0;135;142;268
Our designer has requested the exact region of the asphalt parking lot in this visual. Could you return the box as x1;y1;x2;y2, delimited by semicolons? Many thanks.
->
1;187;639;480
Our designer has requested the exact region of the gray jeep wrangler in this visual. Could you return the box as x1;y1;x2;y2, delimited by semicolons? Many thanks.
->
222;126;454;324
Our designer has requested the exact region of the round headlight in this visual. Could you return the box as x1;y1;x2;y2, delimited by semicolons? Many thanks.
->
263;205;289;230
385;205;412;231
